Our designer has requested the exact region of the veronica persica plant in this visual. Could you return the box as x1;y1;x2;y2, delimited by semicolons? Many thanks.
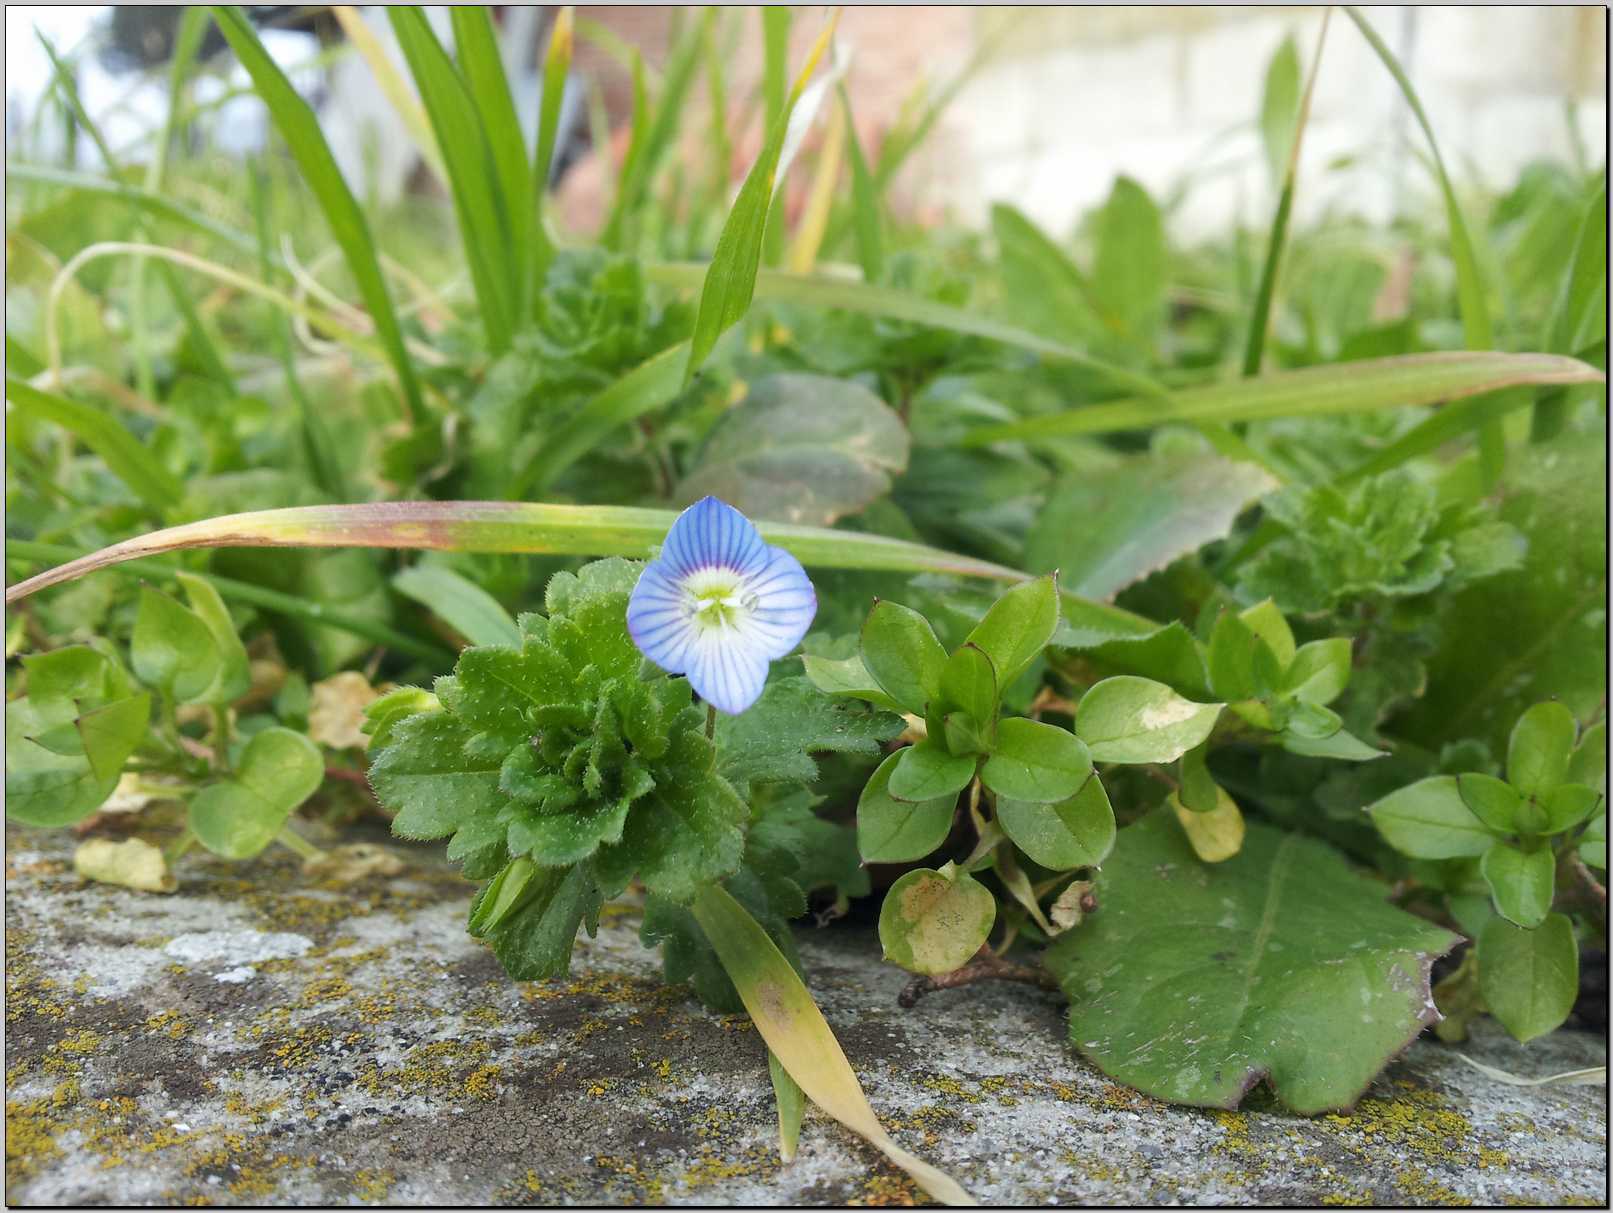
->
627;496;817;714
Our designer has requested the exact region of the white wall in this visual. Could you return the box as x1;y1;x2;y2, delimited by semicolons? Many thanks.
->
941;6;1607;241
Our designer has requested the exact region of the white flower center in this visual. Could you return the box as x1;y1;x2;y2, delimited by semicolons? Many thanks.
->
684;568;759;633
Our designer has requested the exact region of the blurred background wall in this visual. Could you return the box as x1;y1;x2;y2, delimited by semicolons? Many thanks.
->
7;5;1607;243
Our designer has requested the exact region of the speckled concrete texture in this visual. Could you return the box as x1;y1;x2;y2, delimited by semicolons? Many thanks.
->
6;824;1607;1206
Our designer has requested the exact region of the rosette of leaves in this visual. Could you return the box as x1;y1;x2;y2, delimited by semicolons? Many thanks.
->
367;558;900;996
1367;701;1605;1043
807;575;1227;972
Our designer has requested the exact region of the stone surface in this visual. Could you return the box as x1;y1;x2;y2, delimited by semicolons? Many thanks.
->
6;823;1607;1207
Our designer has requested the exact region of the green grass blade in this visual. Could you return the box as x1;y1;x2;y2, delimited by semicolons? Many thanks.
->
767;1050;806;1163
211;5;425;422
1533;181;1608;441
5;377;182;511
531;7;574;277
5;540;451;665
450;5;534;324
601;51;652;251
389;6;516;352
651;262;1172;402
7;336;45;379
392;563;521;648
1345;6;1503;482
961;352;1604;446
516;342;689;496
604;16;704;250
249;167;347;500
838;84;885;283
1242;12;1330;377
683;13;837;384
4;165;260;255
690;884;975;1205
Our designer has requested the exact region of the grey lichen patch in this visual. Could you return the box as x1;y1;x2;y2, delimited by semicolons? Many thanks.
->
6;822;1608;1206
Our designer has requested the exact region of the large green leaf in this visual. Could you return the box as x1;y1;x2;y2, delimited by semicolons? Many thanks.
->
1047;810;1460;1113
963;352;1601;446
1027;449;1277;601
1395;425;1606;752
678;373;910;526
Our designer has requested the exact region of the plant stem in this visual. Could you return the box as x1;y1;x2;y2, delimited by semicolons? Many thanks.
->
276;824;328;864
897;947;1061;1009
210;705;232;772
165;828;197;864
705;702;717;740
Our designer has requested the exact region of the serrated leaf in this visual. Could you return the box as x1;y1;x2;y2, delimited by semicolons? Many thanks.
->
1027;451;1276;601
979;718;1091;803
1479;842;1554;929
369;711;505;840
1479;914;1578;1043
189;727;323;859
609;725;748;904
1075;676;1223;764
470;862;601;981
1047;810;1460;1112
679;374;910;526
1398;427;1605;752
860;600;947;716
1367;775;1494;858
879;865;996;975
996;775;1114;870
715;675;902;791
857;750;956;863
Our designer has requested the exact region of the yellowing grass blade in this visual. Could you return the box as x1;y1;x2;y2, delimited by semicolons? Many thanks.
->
691;884;976;1205
3;501;1026;605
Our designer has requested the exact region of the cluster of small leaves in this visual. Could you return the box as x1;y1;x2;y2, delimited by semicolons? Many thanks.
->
366;558;898;996
1237;470;1525;615
5;573;322;864
453;250;692;496
807;576;1229;975
1368;701;1606;1041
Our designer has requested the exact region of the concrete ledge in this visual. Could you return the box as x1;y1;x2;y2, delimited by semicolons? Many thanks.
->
6;826;1606;1205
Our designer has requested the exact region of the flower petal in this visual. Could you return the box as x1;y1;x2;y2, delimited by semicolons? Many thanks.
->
661;496;768;576
686;629;770;715
626;560;697;674
742;545;817;659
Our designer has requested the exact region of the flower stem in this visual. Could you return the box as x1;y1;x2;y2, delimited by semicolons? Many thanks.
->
705;703;717;740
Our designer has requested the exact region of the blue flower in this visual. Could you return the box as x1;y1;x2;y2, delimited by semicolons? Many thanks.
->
627;497;817;715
